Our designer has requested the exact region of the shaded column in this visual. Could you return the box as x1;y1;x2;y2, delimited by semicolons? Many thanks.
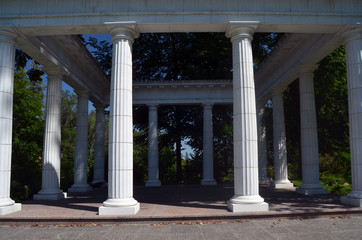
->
341;27;362;207
296;66;327;195
257;104;269;185
34;68;66;200
226;22;268;212
68;90;92;192
0;28;21;215
92;104;106;185
201;103;216;185
99;23;140;215
271;90;293;189
145;104;161;187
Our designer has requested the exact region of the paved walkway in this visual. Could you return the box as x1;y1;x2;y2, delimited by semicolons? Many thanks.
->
1;184;362;226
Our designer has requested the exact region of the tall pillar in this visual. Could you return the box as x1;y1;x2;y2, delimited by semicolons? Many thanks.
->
257;104;269;185
92;104;106;185
226;22;268;212
99;23;140;215
201;103;216;185
34;68;66;200
68;90;91;192
0;28;21;215
341;26;362;207
296;66;327;195
271;90;293;189
145;104;161;187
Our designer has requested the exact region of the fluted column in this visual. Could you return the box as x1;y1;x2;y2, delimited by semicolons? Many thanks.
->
68;90;91;192
201;103;216;185
0;28;21;215
92;104;106;185
145;104;161;187
296;66;327;195
226;22;268;212
99;23;140;215
271;90;293;189
341;27;362;207
257;104;269;185
34;68;66;200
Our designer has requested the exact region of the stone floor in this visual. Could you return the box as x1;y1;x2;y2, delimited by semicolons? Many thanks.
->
1;184;361;226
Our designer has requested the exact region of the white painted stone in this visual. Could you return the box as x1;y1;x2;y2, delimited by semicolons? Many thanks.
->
146;104;161;187
99;23;140;215
340;27;362;207
296;66;327;195
257;104;270;185
226;22;268;212
201;103;216;186
0;28;21;215
34;68;66;200
92;104;106;185
271;90;293;189
68;90;92;193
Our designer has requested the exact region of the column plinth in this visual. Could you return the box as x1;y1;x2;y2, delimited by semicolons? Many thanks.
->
271;91;294;189
99;23;140;215
92;104;106;185
0;28;21;215
226;22;268;212
34;69;66;200
146;104;161;187
340;26;362;207
68;90;91;193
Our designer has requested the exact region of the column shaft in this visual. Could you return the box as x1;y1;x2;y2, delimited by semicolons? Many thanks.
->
92;105;106;184
68;91;91;192
296;67;327;195
341;27;362;207
271;91;293;188
226;22;268;212
257;104;269;185
0;29;21;215
99;24;140;215
34;71;66;200
146;104;161;187
201;103;216;185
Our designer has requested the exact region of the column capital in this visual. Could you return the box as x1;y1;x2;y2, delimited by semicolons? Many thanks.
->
0;28;17;44
44;67;63;79
93;103;107;110
75;89;89;97
299;65;316;74
340;24;362;43
202;103;214;109
272;88;284;96
147;104;159;109
106;21;140;43
225;21;259;42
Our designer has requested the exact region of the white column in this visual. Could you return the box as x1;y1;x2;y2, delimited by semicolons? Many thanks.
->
92;104;106;185
257;104;269;185
271;90;294;189
201;103;216;185
0;28;21;215
34;68;66;200
341;27;362;207
68;90;91;192
145;104;161;187
99;23;140;215
226;22;268;212
296;66;327;195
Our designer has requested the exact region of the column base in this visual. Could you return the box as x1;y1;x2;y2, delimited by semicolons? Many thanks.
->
296;184;328;195
91;180;106;185
145;180;161;187
270;180;294;189
68;184;92;193
201;179;217;185
0;203;21;216
259;178;271;185
99;198;140;215
227;201;268;212
341;190;362;207
33;191;67;200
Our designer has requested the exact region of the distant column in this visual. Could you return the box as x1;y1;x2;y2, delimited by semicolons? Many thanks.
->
68;90;92;193
146;104;161;187
341;27;362;207
226;22;268;212
271;90;293;189
201;103;216;185
99;23;140;215
92;104;106;185
257;104;269;185
296;66;327;195
34;68;66;200
0;28;21;215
